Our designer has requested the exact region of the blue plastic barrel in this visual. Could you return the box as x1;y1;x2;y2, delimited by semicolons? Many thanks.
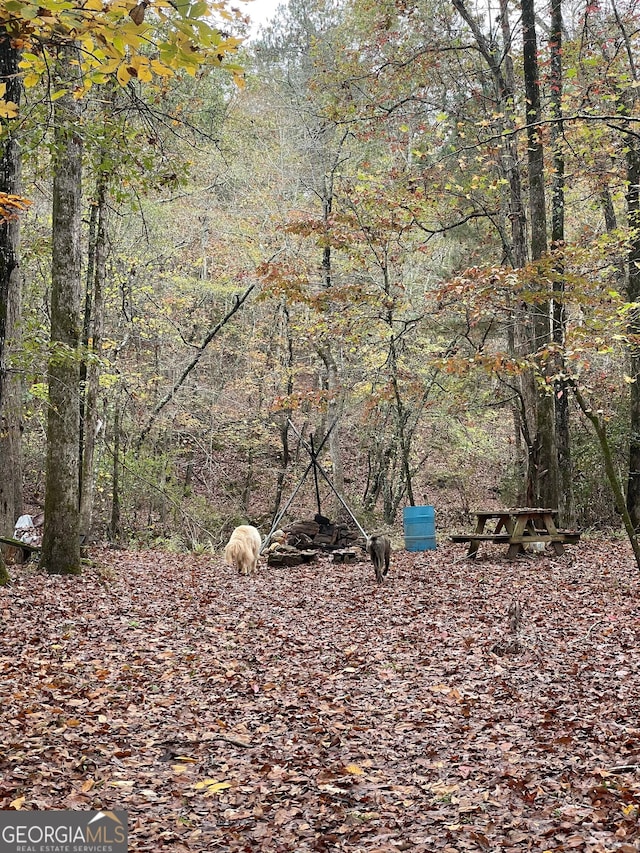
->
403;505;437;551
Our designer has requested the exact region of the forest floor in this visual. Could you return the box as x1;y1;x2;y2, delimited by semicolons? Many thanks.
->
1;540;639;852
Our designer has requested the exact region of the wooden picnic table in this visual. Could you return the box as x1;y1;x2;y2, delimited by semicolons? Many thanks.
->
450;507;581;559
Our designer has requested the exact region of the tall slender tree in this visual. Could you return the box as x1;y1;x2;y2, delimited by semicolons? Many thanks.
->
79;170;108;543
520;0;559;510
610;1;640;530
549;0;573;527
0;26;23;582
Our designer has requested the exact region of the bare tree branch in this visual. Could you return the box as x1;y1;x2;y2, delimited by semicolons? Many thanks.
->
136;280;257;449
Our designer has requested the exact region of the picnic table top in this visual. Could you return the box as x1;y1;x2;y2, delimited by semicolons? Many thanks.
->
472;506;558;515
472;507;557;516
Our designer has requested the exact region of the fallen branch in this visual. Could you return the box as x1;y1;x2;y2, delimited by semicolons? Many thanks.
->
136;283;256;449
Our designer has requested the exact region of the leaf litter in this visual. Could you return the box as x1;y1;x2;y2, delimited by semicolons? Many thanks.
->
1;540;639;852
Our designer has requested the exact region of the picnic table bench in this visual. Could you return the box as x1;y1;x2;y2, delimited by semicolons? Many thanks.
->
451;508;581;559
0;534;41;563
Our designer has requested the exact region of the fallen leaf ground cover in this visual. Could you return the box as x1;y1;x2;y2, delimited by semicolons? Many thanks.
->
1;540;639;852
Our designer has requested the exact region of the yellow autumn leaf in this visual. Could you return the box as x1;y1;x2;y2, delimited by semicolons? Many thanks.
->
171;764;191;773
78;33;96;52
22;72;39;88
0;101;18;119
204;781;231;794
97;58;122;74
230;70;246;89
193;779;231;794
150;60;173;78
116;63;131;86
10;796;25;810
0;83;6;98
344;764;364;776
218;36;243;51
129;55;153;83
193;778;220;790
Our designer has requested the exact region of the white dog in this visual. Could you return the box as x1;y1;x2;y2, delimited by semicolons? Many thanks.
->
224;525;262;575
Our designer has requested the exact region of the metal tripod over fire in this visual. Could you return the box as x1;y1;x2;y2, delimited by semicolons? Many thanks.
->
261;418;367;553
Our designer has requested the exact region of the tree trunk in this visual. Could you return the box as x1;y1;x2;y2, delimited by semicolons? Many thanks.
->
79;177;108;542
549;0;573;527
0;264;23;539
271;303;293;523
521;0;558;509
603;1;640;529
389;333;415;508
573;385;640;568
41;48;83;575
453;0;555;507
497;0;527;270
0;27;23;582
317;341;345;511
317;176;345;514
625;135;640;528
110;402;121;543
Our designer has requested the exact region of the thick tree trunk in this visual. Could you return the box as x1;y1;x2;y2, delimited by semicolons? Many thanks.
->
41;49;83;575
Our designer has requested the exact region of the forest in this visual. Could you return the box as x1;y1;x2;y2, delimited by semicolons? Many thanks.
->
1;2;640;849
1;0;640;575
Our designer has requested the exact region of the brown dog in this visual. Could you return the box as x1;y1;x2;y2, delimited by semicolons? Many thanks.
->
366;534;391;584
224;525;262;575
